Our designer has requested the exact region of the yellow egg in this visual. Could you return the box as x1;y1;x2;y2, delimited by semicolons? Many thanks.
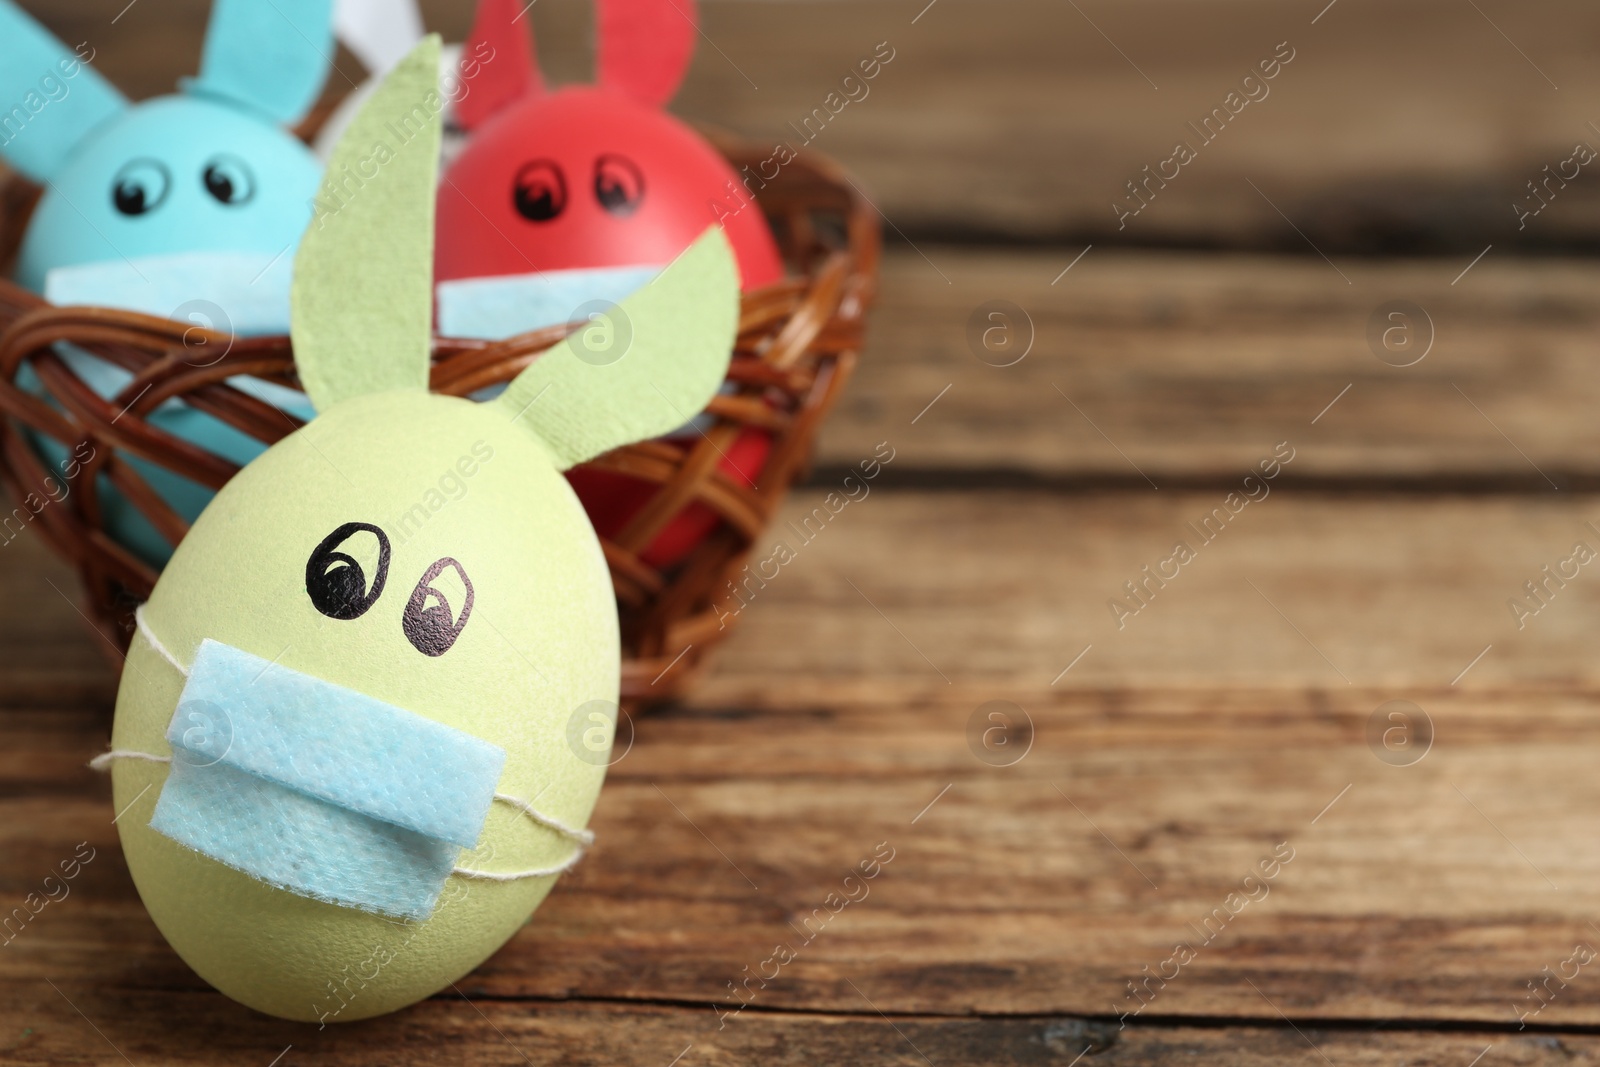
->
96;33;737;1023
109;391;616;1021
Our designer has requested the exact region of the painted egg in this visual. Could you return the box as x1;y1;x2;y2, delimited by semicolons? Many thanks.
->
101;38;739;1021
109;390;614;1020
0;0;337;569
434;0;781;570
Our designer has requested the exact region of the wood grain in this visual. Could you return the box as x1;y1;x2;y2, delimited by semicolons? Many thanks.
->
819;248;1600;484
10;985;1600;1067
7;678;1600;1031
7;494;1600;1034
15;0;1600;248
6;1;1600;1059
11;484;1600;694
709;488;1600;690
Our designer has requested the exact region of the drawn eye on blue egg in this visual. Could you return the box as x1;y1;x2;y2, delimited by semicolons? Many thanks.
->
201;154;256;206
110;158;172;216
0;0;338;571
3;0;335;290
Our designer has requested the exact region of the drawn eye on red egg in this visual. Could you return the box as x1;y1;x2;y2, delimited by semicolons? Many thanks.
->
435;0;784;301
512;159;567;221
435;0;787;573
594;154;645;216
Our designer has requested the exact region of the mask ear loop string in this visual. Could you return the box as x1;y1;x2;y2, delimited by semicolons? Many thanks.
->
94;607;595;882
135;604;191;678
88;750;171;771
452;793;594;881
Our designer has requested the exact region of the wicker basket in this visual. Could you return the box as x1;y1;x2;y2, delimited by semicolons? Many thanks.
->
0;137;879;709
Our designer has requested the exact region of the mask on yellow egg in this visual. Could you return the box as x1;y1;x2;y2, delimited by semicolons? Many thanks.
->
91;35;738;1023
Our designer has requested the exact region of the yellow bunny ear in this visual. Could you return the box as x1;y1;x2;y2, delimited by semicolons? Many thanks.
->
291;35;441;414
492;226;740;471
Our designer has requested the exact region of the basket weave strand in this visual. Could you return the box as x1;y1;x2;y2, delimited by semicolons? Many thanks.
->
0;140;878;709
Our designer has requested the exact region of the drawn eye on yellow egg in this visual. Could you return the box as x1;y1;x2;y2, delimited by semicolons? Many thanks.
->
305;522;474;657
403;558;474;656
305;522;390;620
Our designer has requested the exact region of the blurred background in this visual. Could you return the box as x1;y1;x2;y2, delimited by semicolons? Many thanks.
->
29;0;1600;249
11;1;1600;693
10;3;1600;1062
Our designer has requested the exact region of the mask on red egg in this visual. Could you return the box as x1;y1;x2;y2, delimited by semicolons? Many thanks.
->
435;0;782;572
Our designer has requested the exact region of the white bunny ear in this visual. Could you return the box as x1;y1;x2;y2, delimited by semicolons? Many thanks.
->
0;1;127;181
185;0;337;124
334;0;424;75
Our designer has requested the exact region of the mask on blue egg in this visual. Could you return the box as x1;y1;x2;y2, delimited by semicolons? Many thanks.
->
0;0;335;568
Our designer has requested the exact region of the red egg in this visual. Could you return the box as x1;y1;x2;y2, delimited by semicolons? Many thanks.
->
436;0;781;570
437;87;783;289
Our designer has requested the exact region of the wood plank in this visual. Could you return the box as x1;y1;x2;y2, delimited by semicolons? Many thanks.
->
6;985;1595;1066
709;488;1600;690
9;491;1600;1029
7;238;1599;486
15;0;1600;247
7;243;1598;486
8;680;1600;1028
820;248;1600;482
9;485;1600;694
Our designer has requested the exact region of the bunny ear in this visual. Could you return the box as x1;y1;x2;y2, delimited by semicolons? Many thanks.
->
0;2;127;182
493;226;739;471
186;0;336;124
455;0;543;131
334;0;425;75
291;36;442;414
595;0;698;108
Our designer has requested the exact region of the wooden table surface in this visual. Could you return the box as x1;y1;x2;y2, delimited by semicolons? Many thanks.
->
8;2;1600;1064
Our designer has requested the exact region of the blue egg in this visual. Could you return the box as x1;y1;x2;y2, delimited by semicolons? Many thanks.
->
17;95;324;290
0;0;335;568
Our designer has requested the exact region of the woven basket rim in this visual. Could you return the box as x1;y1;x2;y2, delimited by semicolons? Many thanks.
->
0;133;881;708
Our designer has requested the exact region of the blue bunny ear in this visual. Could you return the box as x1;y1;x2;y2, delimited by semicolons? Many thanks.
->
0;2;127;181
185;0;337;124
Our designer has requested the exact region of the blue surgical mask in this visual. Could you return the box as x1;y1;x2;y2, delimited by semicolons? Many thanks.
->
434;263;662;341
152;638;503;920
96;622;592;921
44;249;296;336
41;250;315;418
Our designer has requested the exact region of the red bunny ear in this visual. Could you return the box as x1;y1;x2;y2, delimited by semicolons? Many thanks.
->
456;0;543;130
595;0;698;108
